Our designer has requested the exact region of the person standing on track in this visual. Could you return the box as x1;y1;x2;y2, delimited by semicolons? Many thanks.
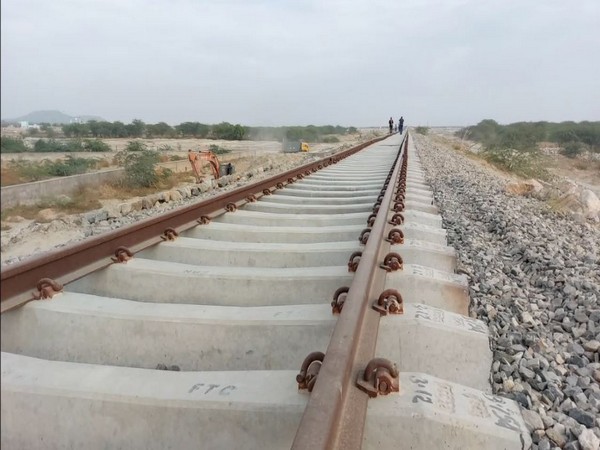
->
388;117;394;134
399;116;405;134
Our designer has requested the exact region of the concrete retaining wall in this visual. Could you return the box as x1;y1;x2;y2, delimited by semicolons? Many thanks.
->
0;161;194;209
1;169;125;209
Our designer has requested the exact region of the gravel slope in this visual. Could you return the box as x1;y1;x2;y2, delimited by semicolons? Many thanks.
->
415;133;600;450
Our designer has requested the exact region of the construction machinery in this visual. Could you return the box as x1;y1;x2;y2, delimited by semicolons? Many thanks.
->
198;151;221;179
189;150;234;181
282;139;310;153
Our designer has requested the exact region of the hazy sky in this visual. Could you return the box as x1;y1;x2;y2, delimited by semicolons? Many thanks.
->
2;0;599;127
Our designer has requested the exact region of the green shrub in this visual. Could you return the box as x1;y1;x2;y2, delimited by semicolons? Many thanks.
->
459;120;600;152
482;147;549;179
159;167;173;180
208;144;231;155
9;156;99;181
321;136;340;143
34;139;62;152
1;137;28;153
211;122;246;140
33;139;85;152
117;149;160;187
83;139;111;152
286;126;319;142
415;126;429;135
560;141;584;158
11;160;50;181
45;156;98;176
125;140;148;152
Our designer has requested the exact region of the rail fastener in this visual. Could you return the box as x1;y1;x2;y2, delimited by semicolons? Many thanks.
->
388;213;405;226
372;289;404;316
385;228;404;245
392;201;405;212
161;227;179;241
225;202;238;212
331;286;349;314
355;358;400;398
297;352;325;392
347;252;362;273
380;253;404;272
111;246;133;263
358;228;371;245
32;278;63;300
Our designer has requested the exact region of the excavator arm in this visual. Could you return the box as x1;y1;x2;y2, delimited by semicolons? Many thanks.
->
198;151;221;179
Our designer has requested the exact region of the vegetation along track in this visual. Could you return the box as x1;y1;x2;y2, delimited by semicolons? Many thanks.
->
1;133;532;449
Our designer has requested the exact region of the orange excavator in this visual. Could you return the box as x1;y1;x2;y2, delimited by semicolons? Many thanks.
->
189;150;222;181
197;151;221;179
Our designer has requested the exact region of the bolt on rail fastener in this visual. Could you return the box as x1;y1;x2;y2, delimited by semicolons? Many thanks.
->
372;289;404;316
297;351;325;392
356;358;400;398
331;286;349;314
32;278;63;300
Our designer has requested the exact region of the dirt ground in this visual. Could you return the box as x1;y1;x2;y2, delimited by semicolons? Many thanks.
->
545;153;600;197
428;129;600;196
3;129;597;265
1;133;380;264
1;134;363;164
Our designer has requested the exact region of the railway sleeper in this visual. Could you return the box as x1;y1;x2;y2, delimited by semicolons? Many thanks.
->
136;237;456;271
243;200;375;215
212;210;371;227
258;193;379;206
271;187;382;198
1;353;530;450
376;303;492;391
1;298;487;379
1;294;334;371
183;221;447;245
286;181;384;191
66;260;354;306
383;264;469;316
256;193;438;215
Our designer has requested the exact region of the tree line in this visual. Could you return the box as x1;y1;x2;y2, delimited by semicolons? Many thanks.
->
61;120;357;142
0;136;110;153
458;120;600;154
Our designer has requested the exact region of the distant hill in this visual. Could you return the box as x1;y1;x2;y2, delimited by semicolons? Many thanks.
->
3;110;104;124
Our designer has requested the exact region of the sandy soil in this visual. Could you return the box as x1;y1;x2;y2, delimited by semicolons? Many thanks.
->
1;133;377;264
546;154;600;196
1;134;363;162
429;129;600;195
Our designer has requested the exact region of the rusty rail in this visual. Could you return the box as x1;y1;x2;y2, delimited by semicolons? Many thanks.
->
292;133;409;449
0;136;387;313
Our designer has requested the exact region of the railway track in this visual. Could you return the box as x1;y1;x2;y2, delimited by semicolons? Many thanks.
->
1;133;532;449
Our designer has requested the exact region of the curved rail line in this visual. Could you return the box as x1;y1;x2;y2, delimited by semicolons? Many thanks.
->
0;133;532;449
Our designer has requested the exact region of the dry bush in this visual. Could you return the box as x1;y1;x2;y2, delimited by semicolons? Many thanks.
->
573;159;600;171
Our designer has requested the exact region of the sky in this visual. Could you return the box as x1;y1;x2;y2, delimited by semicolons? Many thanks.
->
2;0;599;127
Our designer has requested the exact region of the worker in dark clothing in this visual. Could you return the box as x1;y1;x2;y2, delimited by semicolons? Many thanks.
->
399;117;404;134
388;117;394;134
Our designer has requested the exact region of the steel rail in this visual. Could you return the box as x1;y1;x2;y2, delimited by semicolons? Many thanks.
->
292;133;408;450
1;136;387;313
